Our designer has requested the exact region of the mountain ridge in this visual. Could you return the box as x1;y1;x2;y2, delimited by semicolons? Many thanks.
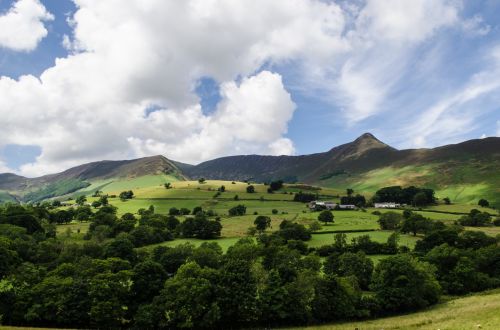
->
0;134;499;205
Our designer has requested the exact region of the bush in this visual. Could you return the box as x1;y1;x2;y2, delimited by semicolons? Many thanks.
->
458;209;491;226
478;199;489;207
119;190;134;200
378;211;402;230
371;254;441;312
293;192;317;203
168;207;180;216
318;210;334;225
228;204;246;216
246;185;255;193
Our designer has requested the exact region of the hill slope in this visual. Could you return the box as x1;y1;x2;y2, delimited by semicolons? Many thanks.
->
1;135;498;206
185;134;500;206
0;156;186;202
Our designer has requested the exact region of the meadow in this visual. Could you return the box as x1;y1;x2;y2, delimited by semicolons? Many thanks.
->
287;289;500;330
57;179;494;251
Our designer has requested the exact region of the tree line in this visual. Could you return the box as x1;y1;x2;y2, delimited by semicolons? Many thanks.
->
1;203;499;328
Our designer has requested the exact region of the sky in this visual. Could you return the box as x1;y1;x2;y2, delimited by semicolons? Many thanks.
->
0;0;499;177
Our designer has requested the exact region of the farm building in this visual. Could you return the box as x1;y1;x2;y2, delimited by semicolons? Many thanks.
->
374;202;401;208
308;201;337;210
337;204;355;210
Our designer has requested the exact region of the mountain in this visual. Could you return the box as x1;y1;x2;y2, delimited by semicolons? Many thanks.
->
1;134;499;206
0;156;186;202
185;133;500;205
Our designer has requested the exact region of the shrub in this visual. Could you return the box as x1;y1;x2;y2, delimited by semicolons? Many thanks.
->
228;204;246;216
371;254;441;312
378;211;402;230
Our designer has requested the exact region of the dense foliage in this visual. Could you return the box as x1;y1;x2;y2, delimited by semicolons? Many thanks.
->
373;186;436;206
293;192;317;203
0;204;499;329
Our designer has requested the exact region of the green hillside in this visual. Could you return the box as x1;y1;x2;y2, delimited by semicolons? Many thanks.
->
289;289;500;330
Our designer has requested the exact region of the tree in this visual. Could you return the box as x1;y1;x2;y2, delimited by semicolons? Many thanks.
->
218;185;226;192
269;180;284;192
91;201;102;208
98;195;108;206
164;182;172;189
119;190;134;200
104;236;137;262
192;206;203;215
324;251;374;289
198;178;206;184
234;195;239;201
254;216;271;233
75;195;87;206
378;211;402;230
478;199;489;207
309;221;323;232
318;210;334;225
293;192;317;203
132;260;167;304
228;204;246;216
246;185;255;193
277;220;312;241
371;254;441;312
346;188;354;196
443;197;451;205
401;214;431;236
52;210;73;224
458;209;491;227
413;192;428;206
169;207;180;216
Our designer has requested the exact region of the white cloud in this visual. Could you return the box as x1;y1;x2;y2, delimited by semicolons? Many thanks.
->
354;0;458;43
127;71;296;164
1;0;341;176
0;0;53;51
329;0;460;123
404;50;500;148
0;159;12;173
497;121;500;137
462;14;491;37
0;0;496;177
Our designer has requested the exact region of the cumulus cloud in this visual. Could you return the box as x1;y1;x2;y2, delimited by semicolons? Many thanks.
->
127;71;296;163
0;0;497;176
0;0;53;51
1;0;343;176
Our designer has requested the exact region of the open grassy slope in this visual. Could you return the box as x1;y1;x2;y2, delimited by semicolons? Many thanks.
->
186;135;500;207
288;289;500;330
0;156;186;203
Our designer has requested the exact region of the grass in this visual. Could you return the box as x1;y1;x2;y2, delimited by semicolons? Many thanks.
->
137;237;248;252
286;289;500;330
307;231;420;248
54;179;498;251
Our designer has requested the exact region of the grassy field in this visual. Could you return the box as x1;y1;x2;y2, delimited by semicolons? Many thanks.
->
287;289;500;330
55;179;499;252
307;231;420;249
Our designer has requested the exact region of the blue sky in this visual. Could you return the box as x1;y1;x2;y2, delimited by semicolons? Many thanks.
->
0;0;499;176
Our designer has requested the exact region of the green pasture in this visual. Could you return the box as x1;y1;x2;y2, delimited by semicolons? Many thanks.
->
307;231;420;249
288;289;500;330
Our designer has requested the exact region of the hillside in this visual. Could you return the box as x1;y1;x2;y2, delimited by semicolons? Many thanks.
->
0;155;186;202
186;134;500;206
1;134;499;205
